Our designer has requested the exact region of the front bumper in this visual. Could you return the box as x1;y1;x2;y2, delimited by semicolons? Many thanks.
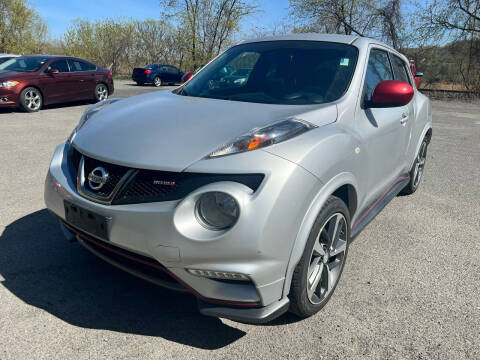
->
45;141;321;322
0;86;20;107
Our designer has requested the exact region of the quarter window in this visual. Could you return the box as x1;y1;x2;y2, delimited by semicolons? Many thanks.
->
391;55;411;85
364;49;393;101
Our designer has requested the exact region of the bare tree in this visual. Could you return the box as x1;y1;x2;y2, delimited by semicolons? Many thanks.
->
160;0;257;69
289;0;379;36
417;0;480;92
377;0;402;49
132;20;175;66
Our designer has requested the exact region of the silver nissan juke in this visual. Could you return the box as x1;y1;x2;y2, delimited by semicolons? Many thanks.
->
45;34;432;323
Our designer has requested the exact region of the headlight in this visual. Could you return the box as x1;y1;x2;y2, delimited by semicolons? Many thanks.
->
207;119;316;158
0;81;19;88
196;192;239;230
68;98;121;143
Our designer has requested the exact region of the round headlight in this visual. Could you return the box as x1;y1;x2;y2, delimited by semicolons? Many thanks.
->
196;192;239;230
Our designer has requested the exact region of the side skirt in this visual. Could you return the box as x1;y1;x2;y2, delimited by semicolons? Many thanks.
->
350;176;410;240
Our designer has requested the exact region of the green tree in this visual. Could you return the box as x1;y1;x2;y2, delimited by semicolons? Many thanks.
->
0;0;48;54
63;19;136;75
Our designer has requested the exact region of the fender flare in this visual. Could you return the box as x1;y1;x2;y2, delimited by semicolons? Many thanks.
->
410;122;432;169
281;172;359;297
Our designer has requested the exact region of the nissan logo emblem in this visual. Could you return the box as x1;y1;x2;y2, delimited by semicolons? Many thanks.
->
87;167;109;190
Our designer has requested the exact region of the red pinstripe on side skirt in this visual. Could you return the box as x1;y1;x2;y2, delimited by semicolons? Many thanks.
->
351;176;409;231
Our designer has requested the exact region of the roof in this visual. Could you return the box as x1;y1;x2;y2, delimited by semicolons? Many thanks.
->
0;54;20;58
20;54;67;58
237;33;399;53
239;33;359;45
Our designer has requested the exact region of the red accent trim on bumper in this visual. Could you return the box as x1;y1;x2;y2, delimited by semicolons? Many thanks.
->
63;222;260;308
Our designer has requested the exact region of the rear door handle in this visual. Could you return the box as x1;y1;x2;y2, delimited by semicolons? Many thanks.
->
400;113;408;125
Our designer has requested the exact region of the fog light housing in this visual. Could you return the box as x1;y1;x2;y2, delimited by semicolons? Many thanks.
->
196;191;239;230
187;269;249;281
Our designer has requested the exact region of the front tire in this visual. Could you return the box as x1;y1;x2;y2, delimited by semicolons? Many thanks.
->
94;83;108;102
400;137;428;195
153;76;162;87
289;196;350;318
19;87;43;112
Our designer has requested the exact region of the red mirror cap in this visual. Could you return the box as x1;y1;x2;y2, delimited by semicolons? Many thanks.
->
371;80;414;106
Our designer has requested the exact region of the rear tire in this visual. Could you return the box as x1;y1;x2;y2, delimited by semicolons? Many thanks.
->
289;196;350;318
94;83;108;102
153;76;162;87
400;137;428;195
136;81;144;86
19;87;43;112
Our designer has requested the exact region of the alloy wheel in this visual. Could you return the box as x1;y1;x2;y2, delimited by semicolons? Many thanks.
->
24;90;41;111
306;213;347;304
412;141;427;189
154;77;162;87
97;85;108;101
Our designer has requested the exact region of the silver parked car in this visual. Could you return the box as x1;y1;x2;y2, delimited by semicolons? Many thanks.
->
45;34;432;323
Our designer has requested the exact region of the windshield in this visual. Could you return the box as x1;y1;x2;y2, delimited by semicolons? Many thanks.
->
0;57;49;73
181;41;358;105
0;57;13;65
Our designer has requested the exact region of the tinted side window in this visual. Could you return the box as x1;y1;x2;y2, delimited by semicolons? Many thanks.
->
168;66;179;73
364;49;393;101
159;66;169;72
391;55;411;84
49;59;70;73
69;59;96;72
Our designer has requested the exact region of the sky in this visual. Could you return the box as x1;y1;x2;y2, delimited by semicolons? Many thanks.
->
33;0;291;39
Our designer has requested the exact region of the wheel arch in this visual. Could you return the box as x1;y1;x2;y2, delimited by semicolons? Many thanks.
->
19;85;45;105
282;172;359;297
410;123;432;169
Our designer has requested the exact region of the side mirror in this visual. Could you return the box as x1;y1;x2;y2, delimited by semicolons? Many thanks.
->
415;72;423;77
48;68;59;75
368;80;414;108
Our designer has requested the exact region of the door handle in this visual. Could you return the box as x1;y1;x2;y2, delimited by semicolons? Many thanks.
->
79;79;85;82
400;113;408;125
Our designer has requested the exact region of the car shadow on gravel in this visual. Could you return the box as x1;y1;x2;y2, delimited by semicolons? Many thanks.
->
0;209;246;349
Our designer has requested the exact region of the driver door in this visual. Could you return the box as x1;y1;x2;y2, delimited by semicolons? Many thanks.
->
39;59;76;104
354;47;411;205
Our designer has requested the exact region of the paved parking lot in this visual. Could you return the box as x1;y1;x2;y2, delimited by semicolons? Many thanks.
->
0;82;479;359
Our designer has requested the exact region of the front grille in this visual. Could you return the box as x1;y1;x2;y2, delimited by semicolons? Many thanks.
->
70;148;264;205
114;171;264;205
83;156;128;197
118;169;181;202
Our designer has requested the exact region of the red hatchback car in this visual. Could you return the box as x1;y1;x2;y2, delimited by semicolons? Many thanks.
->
0;55;114;112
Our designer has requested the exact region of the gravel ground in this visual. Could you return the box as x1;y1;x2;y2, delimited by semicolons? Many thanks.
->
0;81;479;359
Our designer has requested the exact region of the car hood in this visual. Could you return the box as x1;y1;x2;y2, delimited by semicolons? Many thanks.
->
73;91;338;171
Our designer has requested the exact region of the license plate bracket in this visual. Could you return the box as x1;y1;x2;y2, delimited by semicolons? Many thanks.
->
64;201;109;240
